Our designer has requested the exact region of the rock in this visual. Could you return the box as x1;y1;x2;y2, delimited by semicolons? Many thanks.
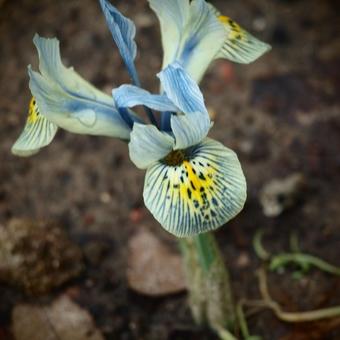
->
235;252;251;268
207;106;217;120
0;219;83;295
260;173;306;217
127;229;186;296
12;295;104;340
134;13;154;28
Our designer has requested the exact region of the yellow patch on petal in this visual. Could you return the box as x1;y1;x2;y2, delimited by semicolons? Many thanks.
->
215;14;271;64
218;15;246;44
11;97;58;157
27;97;41;124
179;160;215;208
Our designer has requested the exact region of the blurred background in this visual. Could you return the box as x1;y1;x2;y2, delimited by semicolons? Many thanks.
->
0;0;339;339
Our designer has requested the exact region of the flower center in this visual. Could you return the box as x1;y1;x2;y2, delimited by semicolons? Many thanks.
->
163;150;187;166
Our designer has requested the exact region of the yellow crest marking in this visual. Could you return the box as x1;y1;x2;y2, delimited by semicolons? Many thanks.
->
218;15;230;24
218;15;246;43
27;97;40;124
162;151;217;209
179;160;216;208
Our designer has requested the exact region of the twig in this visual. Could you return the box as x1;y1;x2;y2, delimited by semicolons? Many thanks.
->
256;267;340;322
253;229;271;261
270;253;340;276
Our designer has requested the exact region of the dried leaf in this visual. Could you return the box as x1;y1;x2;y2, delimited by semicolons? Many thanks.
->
12;295;104;340
127;229;186;296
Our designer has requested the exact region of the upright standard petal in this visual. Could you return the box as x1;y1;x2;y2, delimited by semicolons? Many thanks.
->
215;15;271;64
11;97;58;157
29;35;134;140
113;85;177;112
99;0;139;85
171;112;211;150
143;138;247;237
129;123;174;169
149;0;226;82
148;0;190;73
158;62;207;115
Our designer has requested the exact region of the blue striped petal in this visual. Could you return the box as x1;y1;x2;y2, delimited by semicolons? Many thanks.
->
113;85;177;112
171;111;211;150
29;34;134;140
11;97;58;157
158;62;207;115
148;0;225;82
99;0;139;85
143;138;247;237
129;123;174;169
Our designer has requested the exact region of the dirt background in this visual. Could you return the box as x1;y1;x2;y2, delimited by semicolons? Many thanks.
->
0;0;339;339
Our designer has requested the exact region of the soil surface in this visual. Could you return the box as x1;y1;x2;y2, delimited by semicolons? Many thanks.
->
0;0;339;339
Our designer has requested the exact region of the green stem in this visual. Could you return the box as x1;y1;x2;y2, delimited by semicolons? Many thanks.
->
236;301;250;339
193;233;218;272
179;232;235;336
236;301;263;340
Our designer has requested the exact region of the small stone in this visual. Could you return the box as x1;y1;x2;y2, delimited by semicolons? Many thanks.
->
12;295;104;340
207;107;217;120
99;191;112;204
260;173;306;217
217;60;235;83
235;252;251;268
0;219;83;295
129;207;145;223
253;17;267;32
127;229;186;296
134;13;154;28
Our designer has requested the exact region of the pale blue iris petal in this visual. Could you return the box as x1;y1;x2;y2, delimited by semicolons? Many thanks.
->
149;0;225;83
143;138;247;237
171;112;211;150
113;85;178;112
158;62;207;115
179;0;226;82
215;14;271;64
33;35;109;103
99;0;139;85
129;123;174;169
30;35;134;140
11;99;58;157
148;0;190;71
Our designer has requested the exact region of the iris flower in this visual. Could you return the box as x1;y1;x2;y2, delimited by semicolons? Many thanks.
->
12;0;270;237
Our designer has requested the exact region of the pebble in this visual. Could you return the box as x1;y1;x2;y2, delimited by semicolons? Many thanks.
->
127;229;186;296
260;173;305;217
12;295;104;340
